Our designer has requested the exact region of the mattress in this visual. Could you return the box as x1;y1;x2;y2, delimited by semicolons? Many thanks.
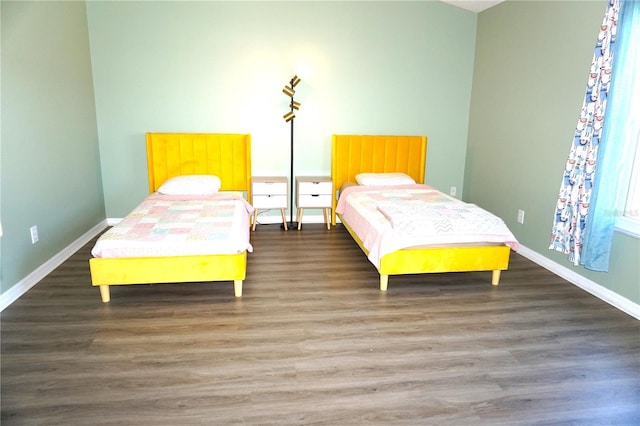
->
335;184;519;268
92;192;254;258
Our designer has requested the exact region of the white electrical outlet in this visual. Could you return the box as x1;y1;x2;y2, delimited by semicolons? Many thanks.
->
517;209;525;224
30;225;39;244
450;186;457;196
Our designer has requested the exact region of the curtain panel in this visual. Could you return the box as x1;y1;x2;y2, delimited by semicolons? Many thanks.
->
550;0;639;271
549;0;620;267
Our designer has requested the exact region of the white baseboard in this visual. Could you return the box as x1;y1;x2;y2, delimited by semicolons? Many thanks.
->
2;220;637;321
0;220;108;312
516;245;640;320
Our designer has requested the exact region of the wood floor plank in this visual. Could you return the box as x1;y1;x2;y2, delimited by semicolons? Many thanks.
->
1;224;639;425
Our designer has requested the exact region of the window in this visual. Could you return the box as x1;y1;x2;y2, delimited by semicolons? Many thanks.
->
615;1;640;239
625;137;640;219
617;131;640;237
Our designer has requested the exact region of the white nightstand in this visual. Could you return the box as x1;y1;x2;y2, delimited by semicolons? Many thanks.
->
296;176;333;230
251;176;289;231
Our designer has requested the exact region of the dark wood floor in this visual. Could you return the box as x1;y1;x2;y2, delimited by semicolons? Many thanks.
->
1;224;639;425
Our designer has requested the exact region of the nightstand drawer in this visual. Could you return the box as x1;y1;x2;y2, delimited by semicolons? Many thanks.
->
298;180;332;195
298;194;331;208
253;181;287;195
252;194;287;209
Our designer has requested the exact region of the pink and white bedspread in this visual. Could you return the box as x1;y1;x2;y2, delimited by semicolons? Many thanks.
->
91;193;254;258
336;184;519;268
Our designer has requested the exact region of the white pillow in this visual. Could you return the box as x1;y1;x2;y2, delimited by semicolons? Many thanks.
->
157;174;222;195
355;172;416;186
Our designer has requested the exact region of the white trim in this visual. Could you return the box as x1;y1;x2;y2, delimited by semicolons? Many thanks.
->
2;220;637;321
615;216;640;238
0;220;108;312
516;245;640;320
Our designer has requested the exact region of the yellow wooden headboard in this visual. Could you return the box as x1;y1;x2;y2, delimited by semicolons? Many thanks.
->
331;134;428;224
146;133;252;199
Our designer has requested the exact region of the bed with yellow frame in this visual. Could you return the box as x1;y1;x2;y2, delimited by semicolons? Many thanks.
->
89;133;252;302
331;134;513;291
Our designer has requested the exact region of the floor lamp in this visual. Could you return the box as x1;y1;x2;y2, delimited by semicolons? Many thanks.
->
282;75;301;230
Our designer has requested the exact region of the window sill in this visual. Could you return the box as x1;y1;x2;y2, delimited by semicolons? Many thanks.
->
615;216;640;238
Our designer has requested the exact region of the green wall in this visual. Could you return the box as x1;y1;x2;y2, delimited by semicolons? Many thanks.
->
1;0;637;309
85;1;477;217
0;1;104;293
467;0;640;304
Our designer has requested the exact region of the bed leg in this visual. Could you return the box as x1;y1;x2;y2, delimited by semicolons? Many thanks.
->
234;280;243;297
492;270;501;286
99;285;111;303
380;275;389;291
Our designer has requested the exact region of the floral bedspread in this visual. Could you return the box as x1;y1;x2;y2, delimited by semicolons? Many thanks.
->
336;184;519;268
91;193;254;258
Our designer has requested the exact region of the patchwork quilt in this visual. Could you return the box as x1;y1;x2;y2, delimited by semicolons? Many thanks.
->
91;193;254;258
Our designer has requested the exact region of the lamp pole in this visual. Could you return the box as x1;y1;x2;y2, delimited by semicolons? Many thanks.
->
289;101;295;229
282;75;301;230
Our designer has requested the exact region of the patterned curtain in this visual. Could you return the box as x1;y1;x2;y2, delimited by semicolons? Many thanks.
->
549;0;620;266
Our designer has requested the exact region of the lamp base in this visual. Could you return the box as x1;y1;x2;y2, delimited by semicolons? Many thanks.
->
281;222;299;231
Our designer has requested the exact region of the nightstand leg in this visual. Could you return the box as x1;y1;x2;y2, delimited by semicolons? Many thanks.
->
280;209;288;231
252;210;258;231
324;208;330;230
297;208;304;230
